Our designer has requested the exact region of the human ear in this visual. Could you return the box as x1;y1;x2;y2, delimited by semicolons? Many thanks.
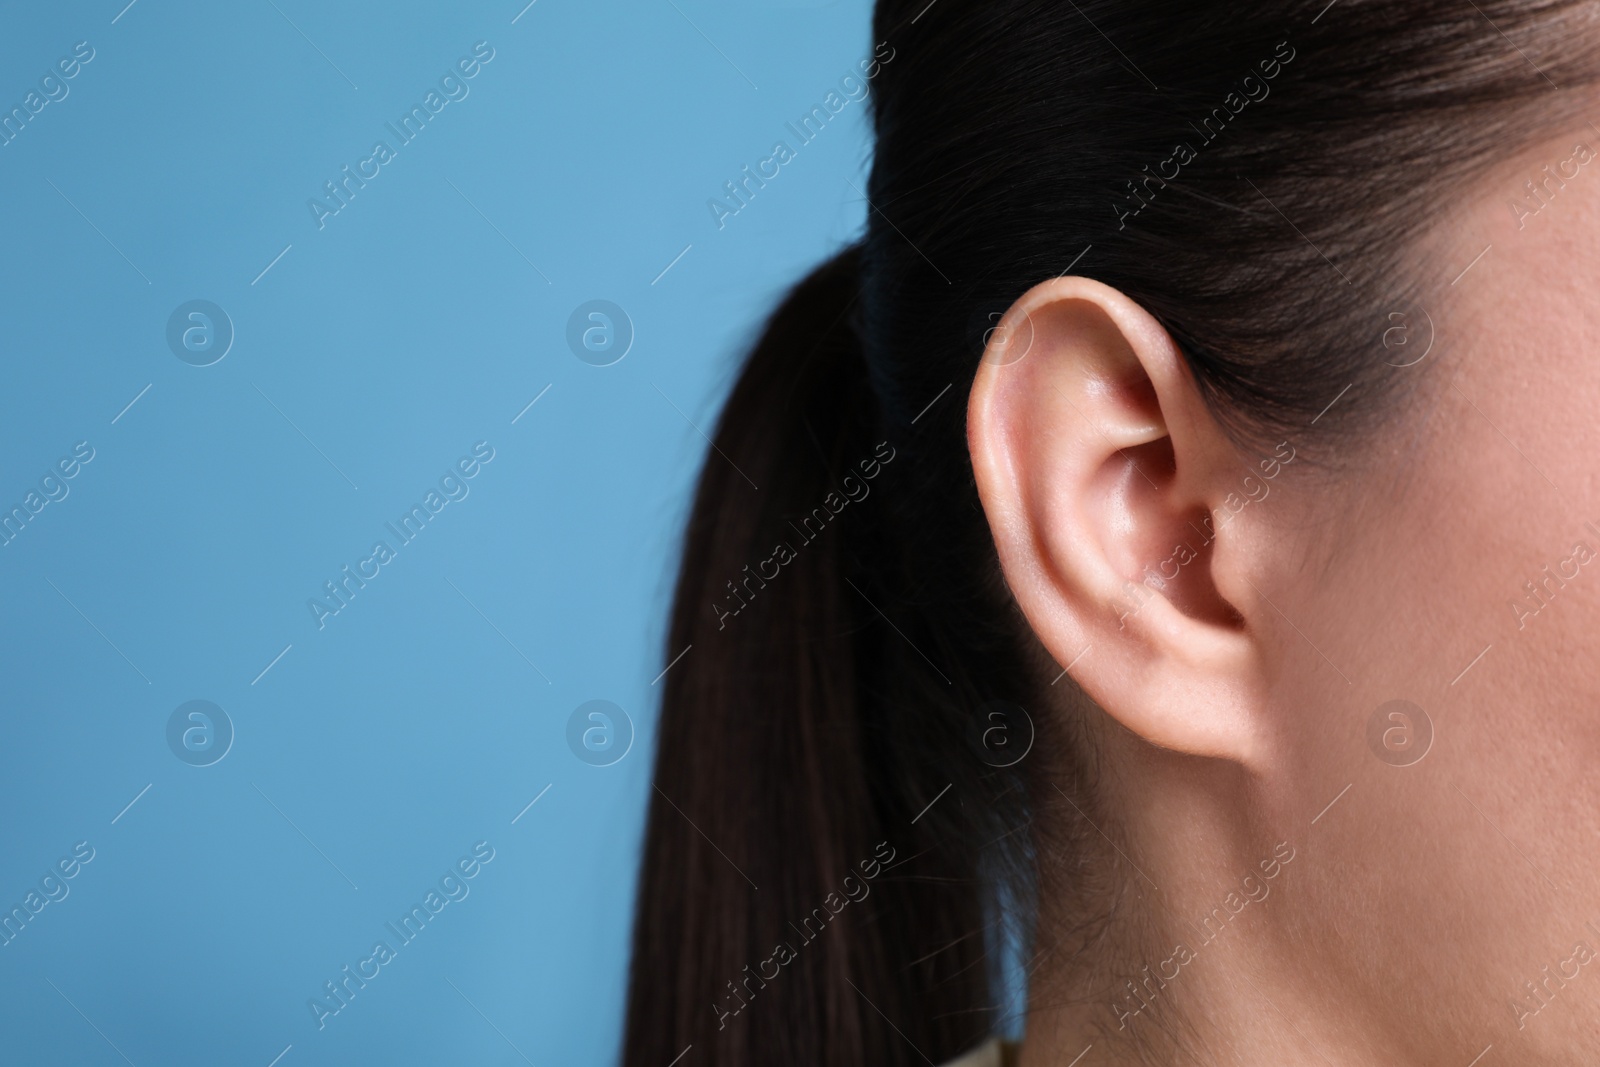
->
966;277;1272;765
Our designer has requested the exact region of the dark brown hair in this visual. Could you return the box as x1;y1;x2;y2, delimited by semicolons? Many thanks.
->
623;2;1600;1064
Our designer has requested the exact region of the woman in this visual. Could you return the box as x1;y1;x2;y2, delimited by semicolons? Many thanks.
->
624;1;1600;1064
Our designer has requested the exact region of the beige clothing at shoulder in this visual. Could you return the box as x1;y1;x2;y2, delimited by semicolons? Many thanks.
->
940;1038;1018;1067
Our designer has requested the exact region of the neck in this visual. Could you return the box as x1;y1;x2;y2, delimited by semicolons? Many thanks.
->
1018;748;1387;1066
1019;933;1373;1066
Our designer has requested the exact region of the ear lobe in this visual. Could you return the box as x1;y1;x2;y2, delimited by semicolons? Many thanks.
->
967;277;1268;765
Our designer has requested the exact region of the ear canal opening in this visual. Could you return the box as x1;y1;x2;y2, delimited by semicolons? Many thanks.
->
1163;504;1246;631
1117;431;1246;634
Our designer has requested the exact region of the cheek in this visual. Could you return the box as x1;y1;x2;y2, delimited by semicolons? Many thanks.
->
1439;162;1600;773
1270;138;1600;1027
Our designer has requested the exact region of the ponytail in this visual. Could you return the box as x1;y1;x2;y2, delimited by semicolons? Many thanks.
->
621;246;1019;1065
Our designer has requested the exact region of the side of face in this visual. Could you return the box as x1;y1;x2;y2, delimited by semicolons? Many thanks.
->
1278;127;1600;1059
966;128;1600;1061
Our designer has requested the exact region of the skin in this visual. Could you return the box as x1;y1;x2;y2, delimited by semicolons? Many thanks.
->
967;127;1600;1065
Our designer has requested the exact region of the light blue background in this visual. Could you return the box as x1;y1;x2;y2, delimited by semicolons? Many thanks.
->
0;0;874;1062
